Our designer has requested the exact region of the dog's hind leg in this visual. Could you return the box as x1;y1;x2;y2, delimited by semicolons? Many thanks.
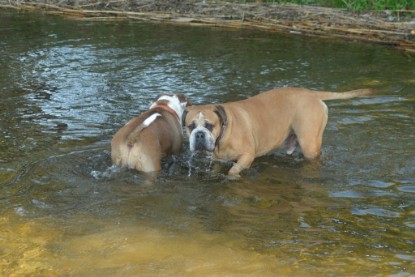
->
136;148;162;172
139;158;162;172
293;100;328;160
298;132;324;160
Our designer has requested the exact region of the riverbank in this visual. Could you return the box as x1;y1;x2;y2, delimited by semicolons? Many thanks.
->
1;0;415;52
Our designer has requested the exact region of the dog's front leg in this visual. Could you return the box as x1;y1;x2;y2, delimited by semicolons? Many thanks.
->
228;153;254;179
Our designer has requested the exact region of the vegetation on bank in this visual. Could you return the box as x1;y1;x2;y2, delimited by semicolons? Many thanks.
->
3;0;415;14
1;0;413;51
231;0;415;12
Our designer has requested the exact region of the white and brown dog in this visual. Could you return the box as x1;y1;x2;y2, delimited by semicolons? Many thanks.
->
111;94;191;172
183;87;373;178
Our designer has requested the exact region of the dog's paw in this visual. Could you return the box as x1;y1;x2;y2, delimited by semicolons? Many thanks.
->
227;173;241;181
228;163;243;176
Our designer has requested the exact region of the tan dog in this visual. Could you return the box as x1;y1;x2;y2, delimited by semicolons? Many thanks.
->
183;87;373;177
111;94;191;172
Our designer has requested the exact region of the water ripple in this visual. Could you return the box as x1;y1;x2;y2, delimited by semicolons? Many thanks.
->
329;190;365;198
397;186;415;193
351;208;401;218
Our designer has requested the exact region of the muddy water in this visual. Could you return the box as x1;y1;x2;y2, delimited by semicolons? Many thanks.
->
1;9;414;276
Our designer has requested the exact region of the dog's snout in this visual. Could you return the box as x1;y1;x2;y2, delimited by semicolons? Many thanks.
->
195;131;205;141
194;130;208;151
190;128;214;152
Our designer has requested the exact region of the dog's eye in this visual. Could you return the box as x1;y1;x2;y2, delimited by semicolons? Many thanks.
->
205;122;214;132
188;122;196;131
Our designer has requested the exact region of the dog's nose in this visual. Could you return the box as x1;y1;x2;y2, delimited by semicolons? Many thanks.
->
195;131;205;141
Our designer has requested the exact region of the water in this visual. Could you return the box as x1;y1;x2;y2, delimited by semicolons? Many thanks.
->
1;9;414;276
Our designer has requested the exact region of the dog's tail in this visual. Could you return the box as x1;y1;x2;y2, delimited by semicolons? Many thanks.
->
126;113;161;146
313;88;374;101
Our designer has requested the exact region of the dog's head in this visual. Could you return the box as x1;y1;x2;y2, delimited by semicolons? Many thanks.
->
150;93;192;124
183;105;227;152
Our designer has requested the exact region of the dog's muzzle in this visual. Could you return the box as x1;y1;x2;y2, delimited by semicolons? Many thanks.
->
195;131;206;150
189;127;215;152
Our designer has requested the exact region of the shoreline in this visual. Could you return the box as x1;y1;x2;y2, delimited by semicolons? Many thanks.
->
1;0;414;52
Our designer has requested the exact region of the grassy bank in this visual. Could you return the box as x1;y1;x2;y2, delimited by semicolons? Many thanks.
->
231;0;415;12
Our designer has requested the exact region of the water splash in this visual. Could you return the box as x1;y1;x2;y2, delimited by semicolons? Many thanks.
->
187;151;215;177
90;165;122;180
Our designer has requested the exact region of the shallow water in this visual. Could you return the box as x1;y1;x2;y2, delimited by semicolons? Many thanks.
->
1;9;414;276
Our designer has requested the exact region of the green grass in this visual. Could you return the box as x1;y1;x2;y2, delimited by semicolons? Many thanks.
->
229;0;415;12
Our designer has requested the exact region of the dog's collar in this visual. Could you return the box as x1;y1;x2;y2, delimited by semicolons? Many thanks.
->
152;104;180;122
215;123;226;148
214;105;228;150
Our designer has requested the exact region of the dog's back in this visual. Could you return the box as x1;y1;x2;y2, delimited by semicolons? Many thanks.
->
111;109;182;172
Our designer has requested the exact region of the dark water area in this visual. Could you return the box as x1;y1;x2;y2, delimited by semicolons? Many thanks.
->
0;9;414;276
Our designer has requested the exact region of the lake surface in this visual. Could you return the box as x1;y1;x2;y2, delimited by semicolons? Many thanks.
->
0;9;414;276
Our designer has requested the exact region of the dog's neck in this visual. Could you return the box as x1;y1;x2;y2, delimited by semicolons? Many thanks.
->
215;120;227;150
151;104;180;122
214;105;228;150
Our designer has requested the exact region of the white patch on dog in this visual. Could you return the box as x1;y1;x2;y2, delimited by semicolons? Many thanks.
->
149;95;186;124
126;113;161;147
143;113;161;127
197;112;204;121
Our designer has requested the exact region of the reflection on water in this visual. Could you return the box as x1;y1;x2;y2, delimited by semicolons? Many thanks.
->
1;9;414;276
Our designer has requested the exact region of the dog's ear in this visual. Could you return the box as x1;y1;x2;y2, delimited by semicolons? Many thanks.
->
214;105;227;127
176;93;192;107
214;105;227;148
